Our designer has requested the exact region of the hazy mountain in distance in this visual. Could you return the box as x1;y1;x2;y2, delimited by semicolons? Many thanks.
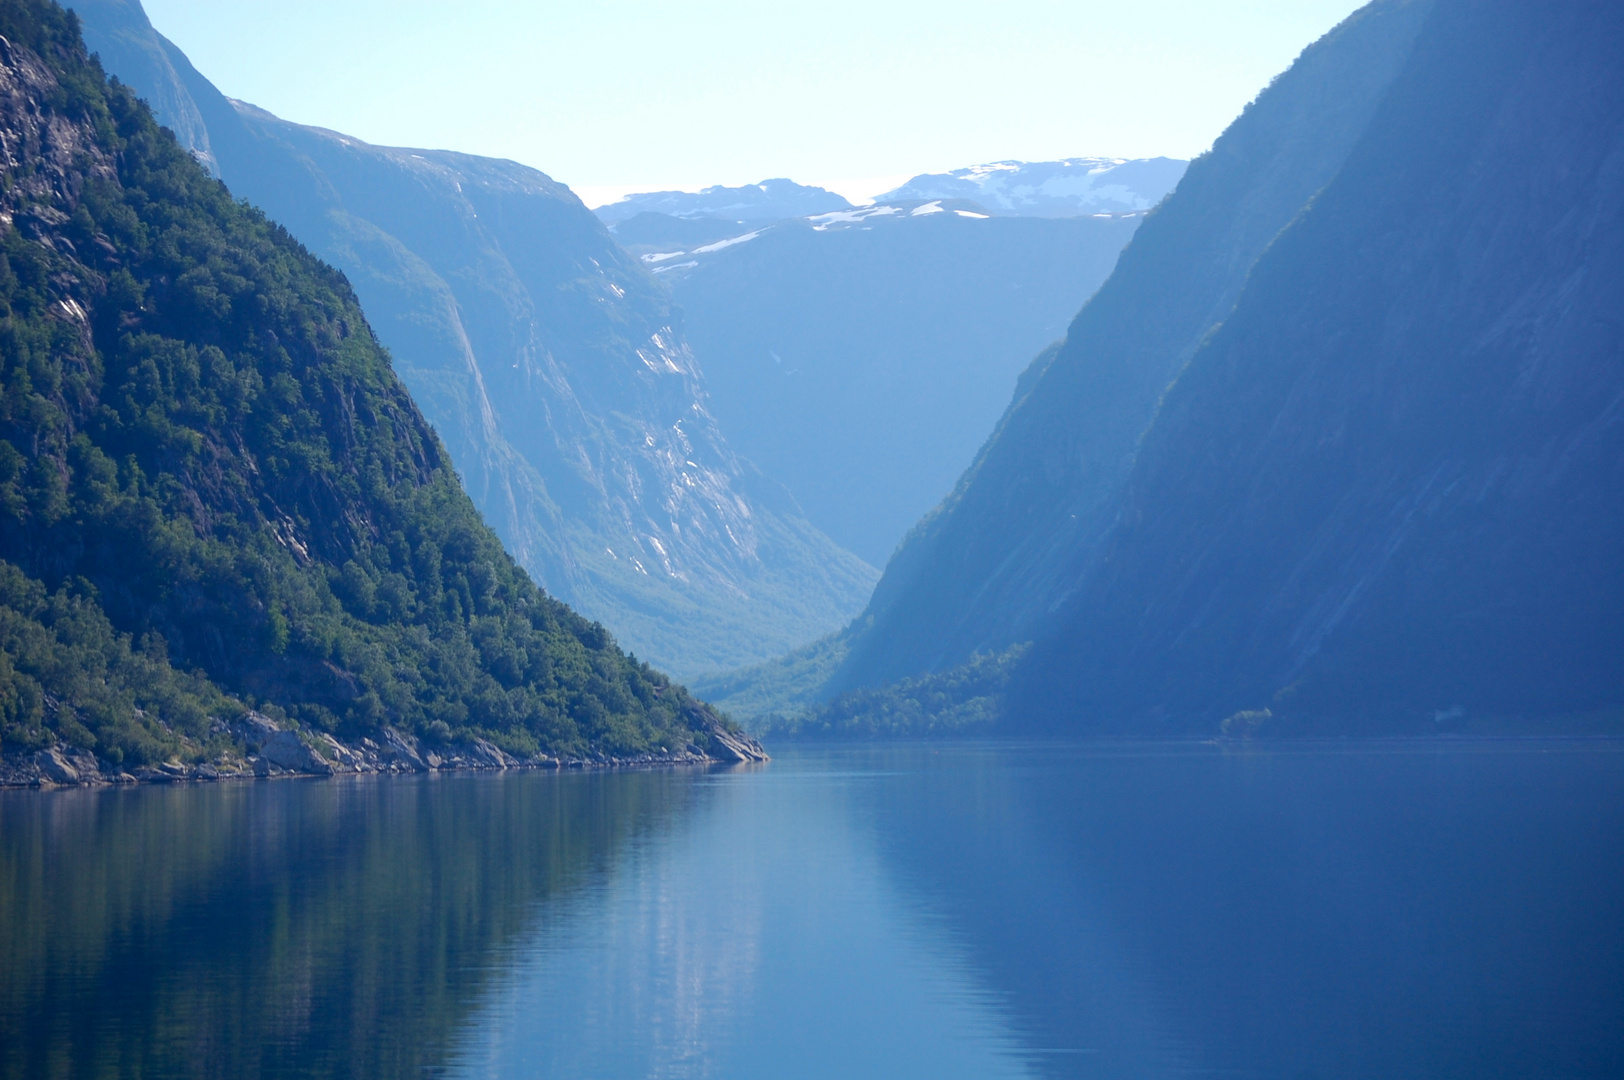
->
610;212;757;251
880;158;1188;217
73;0;877;680
594;179;851;224
613;198;1143;566
833;0;1440;697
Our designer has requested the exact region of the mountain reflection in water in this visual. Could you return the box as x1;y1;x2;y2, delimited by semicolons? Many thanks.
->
2;742;1621;1080
0;770;699;1078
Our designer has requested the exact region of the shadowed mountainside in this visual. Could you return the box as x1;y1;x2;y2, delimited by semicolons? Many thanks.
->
793;0;1621;737
1012;0;1624;731
832;0;1440;695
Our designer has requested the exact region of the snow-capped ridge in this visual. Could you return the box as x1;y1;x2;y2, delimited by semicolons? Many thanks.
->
880;157;1188;217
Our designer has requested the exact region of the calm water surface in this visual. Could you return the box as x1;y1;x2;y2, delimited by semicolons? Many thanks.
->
1;740;1620;1079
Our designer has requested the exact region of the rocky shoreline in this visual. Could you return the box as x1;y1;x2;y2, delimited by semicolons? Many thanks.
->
0;711;769;789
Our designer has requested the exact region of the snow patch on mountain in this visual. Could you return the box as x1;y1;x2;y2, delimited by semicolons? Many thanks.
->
694;230;765;253
880;158;1188;217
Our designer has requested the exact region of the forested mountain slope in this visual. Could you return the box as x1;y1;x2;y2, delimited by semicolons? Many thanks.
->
833;0;1438;692
1013;0;1624;730
74;0;876;679
0;0;754;768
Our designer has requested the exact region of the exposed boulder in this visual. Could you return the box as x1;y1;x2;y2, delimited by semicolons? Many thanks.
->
33;747;78;785
379;728;429;772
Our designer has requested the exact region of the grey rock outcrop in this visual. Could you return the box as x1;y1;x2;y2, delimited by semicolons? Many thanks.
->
258;731;335;776
34;747;80;785
379;728;429;772
236;711;334;776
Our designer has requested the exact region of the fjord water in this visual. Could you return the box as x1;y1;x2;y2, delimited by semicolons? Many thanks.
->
1;743;1620;1079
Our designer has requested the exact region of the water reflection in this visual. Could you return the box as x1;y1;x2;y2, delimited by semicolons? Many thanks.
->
2;742;1620;1080
444;767;1035;1079
0;769;700;1079
857;741;1624;1080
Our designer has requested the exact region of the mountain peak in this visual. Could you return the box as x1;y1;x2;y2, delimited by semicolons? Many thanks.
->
594;179;851;224
879;157;1189;217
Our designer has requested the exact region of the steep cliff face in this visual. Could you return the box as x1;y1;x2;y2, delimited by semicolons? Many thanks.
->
1014;0;1624;728
833;0;1437;692
0;0;752;766
74;0;876;679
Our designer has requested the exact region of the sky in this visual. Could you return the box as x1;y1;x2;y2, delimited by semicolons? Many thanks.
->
136;0;1366;208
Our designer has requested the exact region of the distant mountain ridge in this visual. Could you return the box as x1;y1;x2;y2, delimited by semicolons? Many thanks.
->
624;199;1144;564
880;158;1188;217
73;0;877;679
594;179;851;224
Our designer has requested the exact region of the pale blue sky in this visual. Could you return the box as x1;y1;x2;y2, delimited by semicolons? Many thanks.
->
135;0;1364;206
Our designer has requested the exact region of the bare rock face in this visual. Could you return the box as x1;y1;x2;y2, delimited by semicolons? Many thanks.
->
33;747;79;785
316;734;367;770
258;731;334;776
234;712;334;776
706;726;770;764
378;728;429;772
466;739;511;769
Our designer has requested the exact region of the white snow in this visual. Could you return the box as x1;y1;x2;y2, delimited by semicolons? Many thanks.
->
693;230;763;254
910;201;945;216
651;261;699;274
954;210;990;219
641;251;689;264
807;205;903;230
878;157;1186;216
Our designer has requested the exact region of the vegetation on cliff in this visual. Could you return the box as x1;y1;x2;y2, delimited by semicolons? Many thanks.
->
751;646;1027;742
0;0;738;767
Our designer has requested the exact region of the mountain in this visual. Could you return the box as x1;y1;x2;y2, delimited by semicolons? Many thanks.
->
826;0;1621;735
0;0;760;769
833;0;1440;695
879;158;1188;217
73;0;876;680
617;198;1143;564
1013;0;1623;731
593;179;851;224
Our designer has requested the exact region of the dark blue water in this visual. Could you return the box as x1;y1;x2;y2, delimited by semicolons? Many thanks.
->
1;740;1620;1079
